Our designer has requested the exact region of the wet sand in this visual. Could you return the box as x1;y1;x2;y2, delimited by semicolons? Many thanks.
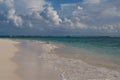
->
1;39;120;80
15;41;61;80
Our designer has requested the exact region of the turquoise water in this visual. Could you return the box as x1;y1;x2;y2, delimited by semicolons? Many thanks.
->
29;37;120;58
10;37;120;59
32;37;120;70
2;37;120;70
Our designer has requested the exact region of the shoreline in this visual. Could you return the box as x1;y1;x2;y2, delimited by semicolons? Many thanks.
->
0;39;120;80
15;40;120;80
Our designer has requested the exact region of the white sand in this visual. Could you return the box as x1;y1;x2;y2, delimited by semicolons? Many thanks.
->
0;39;22;80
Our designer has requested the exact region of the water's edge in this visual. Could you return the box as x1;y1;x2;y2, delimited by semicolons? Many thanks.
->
13;39;120;80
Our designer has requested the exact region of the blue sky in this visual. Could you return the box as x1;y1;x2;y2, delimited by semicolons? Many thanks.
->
46;0;81;9
0;0;120;36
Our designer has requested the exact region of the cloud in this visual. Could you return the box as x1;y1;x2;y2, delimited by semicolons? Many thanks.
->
59;0;120;34
28;21;33;28
84;0;101;4
0;0;23;26
77;6;83;10
75;22;87;29
41;6;62;25
30;11;42;20
0;0;120;36
72;6;83;16
92;23;120;33
61;3;76;10
0;0;3;2
8;8;23;26
14;0;47;14
101;6;120;17
0;0;48;27
63;18;73;26
0;0;87;30
2;0;14;7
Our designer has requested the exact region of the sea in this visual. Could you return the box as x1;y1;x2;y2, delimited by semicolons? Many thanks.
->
2;37;120;71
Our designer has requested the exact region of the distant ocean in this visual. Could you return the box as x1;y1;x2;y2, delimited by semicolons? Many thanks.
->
2;37;120;71
24;37;120;58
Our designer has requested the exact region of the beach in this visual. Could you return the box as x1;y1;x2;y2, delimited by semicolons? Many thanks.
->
0;39;120;80
0;39;21;80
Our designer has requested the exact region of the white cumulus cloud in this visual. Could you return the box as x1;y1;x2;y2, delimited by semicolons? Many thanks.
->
41;6;62;25
8;8;23;27
0;0;23;27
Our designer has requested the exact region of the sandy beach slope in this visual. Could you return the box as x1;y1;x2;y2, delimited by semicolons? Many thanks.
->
0;39;21;80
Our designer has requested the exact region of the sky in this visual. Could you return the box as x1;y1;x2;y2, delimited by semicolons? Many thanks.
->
0;0;120;36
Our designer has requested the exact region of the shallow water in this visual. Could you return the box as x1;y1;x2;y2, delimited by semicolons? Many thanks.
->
14;40;120;80
54;46;120;72
11;37;120;71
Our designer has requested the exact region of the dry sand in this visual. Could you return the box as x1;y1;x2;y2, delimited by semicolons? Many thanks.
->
0;39;21;80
